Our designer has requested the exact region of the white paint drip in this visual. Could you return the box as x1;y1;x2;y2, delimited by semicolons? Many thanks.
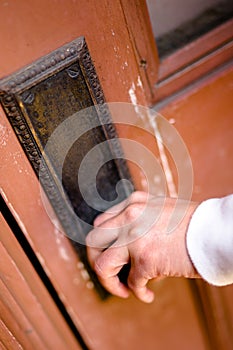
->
128;80;145;121
80;269;90;281
129;82;137;105
77;259;92;284
128;83;177;197
58;246;70;261
149;113;177;197
169;118;176;124
77;261;84;269
86;281;94;289
54;226;70;261
0;123;8;147
137;76;143;88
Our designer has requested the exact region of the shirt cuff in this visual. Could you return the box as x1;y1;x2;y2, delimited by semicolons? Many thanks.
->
186;195;233;286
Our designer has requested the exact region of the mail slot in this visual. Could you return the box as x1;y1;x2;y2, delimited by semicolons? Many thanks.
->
0;37;133;298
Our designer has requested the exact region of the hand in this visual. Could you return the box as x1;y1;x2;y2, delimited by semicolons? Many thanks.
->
86;191;200;303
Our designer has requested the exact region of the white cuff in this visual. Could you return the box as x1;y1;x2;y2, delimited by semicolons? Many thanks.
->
186;195;233;286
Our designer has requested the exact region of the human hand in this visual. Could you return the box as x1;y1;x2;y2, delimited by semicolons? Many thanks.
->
86;191;200;303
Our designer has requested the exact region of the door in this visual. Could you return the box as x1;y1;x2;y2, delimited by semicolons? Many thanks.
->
0;1;232;349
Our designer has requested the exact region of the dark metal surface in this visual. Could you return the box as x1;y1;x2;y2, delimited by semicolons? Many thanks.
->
0;37;133;299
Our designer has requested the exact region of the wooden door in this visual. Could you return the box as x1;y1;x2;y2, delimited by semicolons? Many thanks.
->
0;1;232;349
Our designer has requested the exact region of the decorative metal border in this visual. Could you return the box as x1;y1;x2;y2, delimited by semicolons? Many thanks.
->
0;37;133;299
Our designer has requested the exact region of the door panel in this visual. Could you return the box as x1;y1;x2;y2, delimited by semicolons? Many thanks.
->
157;64;233;350
0;214;80;350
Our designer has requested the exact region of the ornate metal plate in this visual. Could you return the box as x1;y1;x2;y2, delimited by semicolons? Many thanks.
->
0;37;133;298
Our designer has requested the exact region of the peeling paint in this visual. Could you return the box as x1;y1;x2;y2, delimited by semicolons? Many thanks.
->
77;261;84;269
169;118;176;124
127;85;177;196
149;113;177;197
86;281;94;289
128;81;145;121
0;123;9;147
136;76;142;88
80;269;90;281
58;246;70;261
77;260;92;283
54;227;70;261
129;82;137;106
121;61;128;70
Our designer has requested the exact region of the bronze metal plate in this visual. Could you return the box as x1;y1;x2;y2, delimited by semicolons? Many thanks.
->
0;37;133;298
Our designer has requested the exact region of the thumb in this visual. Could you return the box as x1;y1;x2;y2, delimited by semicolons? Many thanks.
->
127;265;154;303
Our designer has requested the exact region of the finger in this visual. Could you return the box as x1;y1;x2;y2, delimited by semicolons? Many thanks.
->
87;201;137;250
86;209;130;270
93;245;130;298
86;245;102;269
93;198;129;227
94;191;149;227
86;225;119;249
87;246;130;298
127;265;154;303
98;274;130;299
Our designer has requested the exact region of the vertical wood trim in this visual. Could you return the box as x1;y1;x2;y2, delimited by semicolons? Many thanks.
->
195;281;233;350
0;214;81;350
0;285;44;350
0;319;23;350
120;0;159;105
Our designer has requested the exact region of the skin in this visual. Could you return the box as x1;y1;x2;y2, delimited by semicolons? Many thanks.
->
86;191;201;303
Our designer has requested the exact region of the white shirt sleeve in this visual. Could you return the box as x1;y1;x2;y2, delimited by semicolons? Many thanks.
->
186;194;233;286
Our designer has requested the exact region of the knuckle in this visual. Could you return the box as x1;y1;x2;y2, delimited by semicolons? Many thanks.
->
85;230;96;247
94;260;106;279
138;255;148;269
129;191;140;202
127;277;137;289
124;204;141;221
130;191;146;202
85;234;92;246
133;254;150;274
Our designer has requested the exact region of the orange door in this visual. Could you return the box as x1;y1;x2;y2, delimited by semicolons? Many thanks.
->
0;1;232;349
